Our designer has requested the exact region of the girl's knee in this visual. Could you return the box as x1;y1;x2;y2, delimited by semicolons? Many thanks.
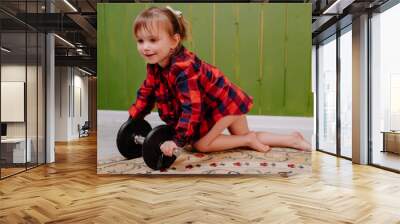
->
193;141;209;153
228;115;250;135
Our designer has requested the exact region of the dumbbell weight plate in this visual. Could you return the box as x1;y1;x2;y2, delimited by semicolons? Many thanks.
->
116;118;152;159
143;125;177;170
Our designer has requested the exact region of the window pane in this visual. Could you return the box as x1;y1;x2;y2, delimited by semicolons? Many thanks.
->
1;23;28;178
26;0;39;170
27;30;38;169
0;1;46;179
318;36;337;154
38;32;45;165
371;4;400;171
340;28;352;158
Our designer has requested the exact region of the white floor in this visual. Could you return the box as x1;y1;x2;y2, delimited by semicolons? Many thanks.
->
97;110;314;163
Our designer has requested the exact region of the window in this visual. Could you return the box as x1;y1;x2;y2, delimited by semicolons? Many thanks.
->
370;3;400;171
317;35;337;154
339;27;352;158
0;1;46;179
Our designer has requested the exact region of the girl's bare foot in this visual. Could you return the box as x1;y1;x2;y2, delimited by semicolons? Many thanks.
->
288;131;312;151
246;131;271;152
291;133;312;152
292;131;305;140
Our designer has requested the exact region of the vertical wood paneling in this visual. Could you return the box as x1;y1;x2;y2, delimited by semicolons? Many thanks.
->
233;4;240;87
187;5;193;50
263;4;286;115
237;4;260;115
97;4;106;110
215;4;235;83
285;4;313;116
187;4;213;63
283;4;288;110
88;77;97;131
212;4;216;65
258;4;265;115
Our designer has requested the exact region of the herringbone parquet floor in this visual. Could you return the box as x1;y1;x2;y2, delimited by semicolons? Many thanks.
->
1;134;400;224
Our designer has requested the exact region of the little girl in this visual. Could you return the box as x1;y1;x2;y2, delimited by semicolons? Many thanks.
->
129;6;311;157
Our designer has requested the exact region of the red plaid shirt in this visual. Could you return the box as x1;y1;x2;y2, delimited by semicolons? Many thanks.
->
129;46;253;147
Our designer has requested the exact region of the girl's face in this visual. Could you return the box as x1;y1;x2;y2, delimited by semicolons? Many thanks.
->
136;23;180;68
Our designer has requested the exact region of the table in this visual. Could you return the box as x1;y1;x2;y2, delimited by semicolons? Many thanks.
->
381;131;400;154
1;138;32;163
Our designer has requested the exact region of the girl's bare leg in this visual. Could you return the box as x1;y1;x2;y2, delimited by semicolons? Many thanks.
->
224;115;310;151
193;115;269;153
254;131;311;151
228;115;271;152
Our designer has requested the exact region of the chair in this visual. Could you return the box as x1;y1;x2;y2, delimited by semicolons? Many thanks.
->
78;121;90;138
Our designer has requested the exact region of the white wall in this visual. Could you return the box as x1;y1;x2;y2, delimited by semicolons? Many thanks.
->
55;67;89;141
1;65;41;138
1;82;25;122
55;67;69;141
1;64;46;163
1;65;26;140
71;72;89;138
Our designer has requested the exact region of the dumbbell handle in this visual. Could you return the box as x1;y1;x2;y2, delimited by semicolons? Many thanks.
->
170;148;182;157
134;135;146;145
134;135;183;157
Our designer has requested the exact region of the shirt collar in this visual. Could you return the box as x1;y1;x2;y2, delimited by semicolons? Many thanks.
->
149;45;190;73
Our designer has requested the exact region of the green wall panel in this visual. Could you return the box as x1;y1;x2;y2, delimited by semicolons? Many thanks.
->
263;4;286;115
98;4;105;109
98;3;313;117
236;4;261;115
285;4;312;116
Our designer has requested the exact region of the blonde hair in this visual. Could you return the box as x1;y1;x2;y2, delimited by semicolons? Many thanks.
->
133;6;188;44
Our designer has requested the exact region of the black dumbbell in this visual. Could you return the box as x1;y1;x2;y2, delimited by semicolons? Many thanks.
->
116;118;152;159
116;118;184;170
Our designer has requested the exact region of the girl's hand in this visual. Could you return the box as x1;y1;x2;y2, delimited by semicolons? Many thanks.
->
160;140;178;157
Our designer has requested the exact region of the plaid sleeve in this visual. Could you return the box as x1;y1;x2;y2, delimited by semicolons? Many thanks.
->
172;66;202;147
128;65;156;120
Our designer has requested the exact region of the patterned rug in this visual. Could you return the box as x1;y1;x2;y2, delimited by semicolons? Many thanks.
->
97;147;311;176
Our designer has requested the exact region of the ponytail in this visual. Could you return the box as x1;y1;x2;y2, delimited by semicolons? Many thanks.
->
165;5;188;41
133;6;189;44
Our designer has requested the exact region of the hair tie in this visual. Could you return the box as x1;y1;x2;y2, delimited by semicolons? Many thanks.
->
166;6;182;18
